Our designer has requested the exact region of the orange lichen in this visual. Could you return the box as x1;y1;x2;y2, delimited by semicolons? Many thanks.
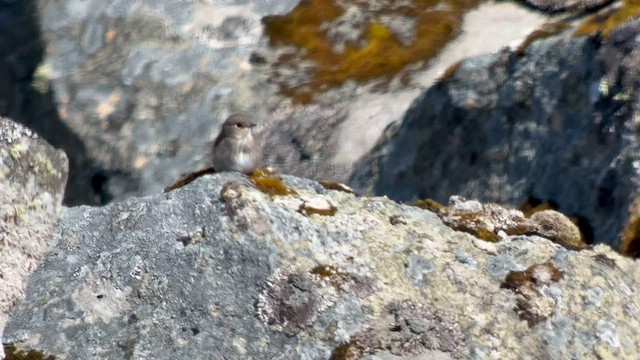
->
263;0;480;103
574;0;640;37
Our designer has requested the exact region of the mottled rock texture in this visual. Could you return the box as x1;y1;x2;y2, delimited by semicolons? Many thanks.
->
351;21;640;251
4;173;640;359
521;0;614;12
32;0;300;204
0;117;68;359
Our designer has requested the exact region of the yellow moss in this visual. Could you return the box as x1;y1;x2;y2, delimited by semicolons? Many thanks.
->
411;198;444;213
10;142;27;160
263;0;479;103
574;0;640;37
250;169;297;196
32;63;52;94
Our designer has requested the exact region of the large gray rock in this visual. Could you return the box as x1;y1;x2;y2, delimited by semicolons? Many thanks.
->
351;21;640;250
4;173;639;359
0;117;68;359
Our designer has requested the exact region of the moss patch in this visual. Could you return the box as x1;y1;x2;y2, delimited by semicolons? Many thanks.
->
3;344;55;360
263;0;480;103
574;0;640;37
329;341;365;360
250;169;297;196
411;198;445;213
518;197;593;245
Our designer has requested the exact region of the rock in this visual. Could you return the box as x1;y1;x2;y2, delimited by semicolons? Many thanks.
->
530;209;583;248
4;173;640;359
520;0;614;12
17;0;555;206
351;21;640;251
0;0;96;206
0;116;68;359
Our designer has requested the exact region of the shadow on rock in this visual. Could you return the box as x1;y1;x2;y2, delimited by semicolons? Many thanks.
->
0;0;118;205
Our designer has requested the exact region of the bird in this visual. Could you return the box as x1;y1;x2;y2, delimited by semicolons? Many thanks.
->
212;114;263;174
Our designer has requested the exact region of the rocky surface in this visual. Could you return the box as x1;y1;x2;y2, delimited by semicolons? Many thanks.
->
0;117;68;359
11;0;556;206
351;20;640;251
4;173;640;359
521;0;614;12
31;0;299;204
0;0;96;206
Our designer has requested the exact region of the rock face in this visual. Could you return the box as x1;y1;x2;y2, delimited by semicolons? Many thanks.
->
32;0;300;204
26;0;556;205
0;117;68;359
4;173;640;359
351;21;640;250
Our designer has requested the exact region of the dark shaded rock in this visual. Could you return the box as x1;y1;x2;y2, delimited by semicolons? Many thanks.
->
4;173;640;359
0;117;68;358
0;0;99;206
520;0;614;12
351;21;640;250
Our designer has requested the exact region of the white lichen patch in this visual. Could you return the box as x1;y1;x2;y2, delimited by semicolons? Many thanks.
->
73;279;132;323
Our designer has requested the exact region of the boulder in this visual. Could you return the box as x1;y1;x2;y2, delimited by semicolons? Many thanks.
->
0;116;68;359
351;21;640;250
4;172;639;359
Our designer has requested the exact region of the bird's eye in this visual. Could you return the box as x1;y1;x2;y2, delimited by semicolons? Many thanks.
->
235;123;241;128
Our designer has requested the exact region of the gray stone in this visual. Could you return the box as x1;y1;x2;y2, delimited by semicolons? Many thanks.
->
4;172;640;359
351;21;640;249
0;116;68;358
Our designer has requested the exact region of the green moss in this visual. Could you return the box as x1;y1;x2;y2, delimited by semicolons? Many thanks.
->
319;181;355;194
574;0;640;37
411;198;444;213
3;344;55;360
250;168;297;196
329;340;365;360
263;0;480;103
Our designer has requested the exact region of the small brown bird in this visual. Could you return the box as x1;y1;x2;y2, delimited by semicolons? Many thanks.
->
212;114;263;174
